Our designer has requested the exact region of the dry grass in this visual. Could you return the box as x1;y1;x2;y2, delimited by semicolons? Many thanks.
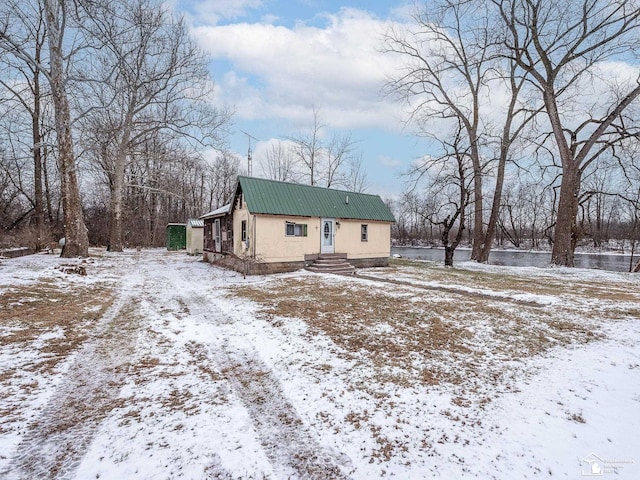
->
229;268;612;466
0;279;115;381
387;258;640;304
232;272;598;400
186;341;225;383
0;276;132;458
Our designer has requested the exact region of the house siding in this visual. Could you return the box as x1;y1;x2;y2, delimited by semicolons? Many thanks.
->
186;224;204;255
233;204;251;257
233;214;391;264
254;215;321;263
335;220;391;260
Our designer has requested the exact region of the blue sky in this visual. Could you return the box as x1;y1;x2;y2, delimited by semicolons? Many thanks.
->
173;0;421;198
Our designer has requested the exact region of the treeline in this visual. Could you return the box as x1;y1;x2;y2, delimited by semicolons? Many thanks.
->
0;141;240;249
388;170;640;254
0;0;233;253
82;147;241;248
0;1;370;253
383;0;640;266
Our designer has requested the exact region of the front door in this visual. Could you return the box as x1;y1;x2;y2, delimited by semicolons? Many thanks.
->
320;218;335;254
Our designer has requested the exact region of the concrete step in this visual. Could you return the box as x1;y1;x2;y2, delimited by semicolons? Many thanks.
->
307;265;355;275
314;258;348;265
318;253;347;259
306;253;355;275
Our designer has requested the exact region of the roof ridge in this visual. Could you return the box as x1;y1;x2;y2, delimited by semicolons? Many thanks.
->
237;175;381;198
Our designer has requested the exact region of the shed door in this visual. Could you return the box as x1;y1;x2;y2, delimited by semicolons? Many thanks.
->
320;218;335;254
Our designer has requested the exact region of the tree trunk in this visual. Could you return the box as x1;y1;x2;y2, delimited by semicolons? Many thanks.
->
469;140;484;261
44;0;89;258
478;154;506;263
444;245;455;267
478;96;516;263
551;165;581;267
108;169;125;252
107;92;136;252
43;145;54;225
108;137;131;252
32;113;45;251
32;43;47;252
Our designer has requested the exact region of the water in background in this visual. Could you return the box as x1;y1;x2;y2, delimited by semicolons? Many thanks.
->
391;246;636;273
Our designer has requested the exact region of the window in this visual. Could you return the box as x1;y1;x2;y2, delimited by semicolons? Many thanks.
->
215;219;221;245
241;220;247;242
361;224;368;242
285;222;307;237
204;223;213;250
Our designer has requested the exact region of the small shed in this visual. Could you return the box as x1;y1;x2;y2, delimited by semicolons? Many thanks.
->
186;218;204;255
166;223;186;251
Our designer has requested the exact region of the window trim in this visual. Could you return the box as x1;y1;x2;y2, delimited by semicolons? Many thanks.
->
285;221;307;237
361;224;368;242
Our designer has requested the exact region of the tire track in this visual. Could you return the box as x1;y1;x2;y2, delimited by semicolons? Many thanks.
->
212;341;351;479
355;272;546;307
160;262;352;479
2;257;144;480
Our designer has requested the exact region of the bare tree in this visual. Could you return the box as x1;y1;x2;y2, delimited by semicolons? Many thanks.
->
324;132;356;188
42;0;89;256
407;123;472;266
343;153;370;193
383;1;487;261
0;0;232;251
383;0;535;263
1;0;89;256
260;141;298;182
290;105;324;186
0;146;33;232
624;187;640;271
387;193;424;245
205;150;240;210
495;0;640;266
497;179;551;249
288;105;361;188
0;0;64;249
78;0;228;252
0;1;49;250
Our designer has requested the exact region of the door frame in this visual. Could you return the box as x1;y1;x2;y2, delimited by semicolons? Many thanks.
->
320;218;335;254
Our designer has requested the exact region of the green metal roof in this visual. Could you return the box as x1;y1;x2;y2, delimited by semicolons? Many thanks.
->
236;176;395;222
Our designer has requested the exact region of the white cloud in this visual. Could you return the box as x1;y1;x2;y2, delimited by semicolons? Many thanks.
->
182;0;263;25
191;8;409;132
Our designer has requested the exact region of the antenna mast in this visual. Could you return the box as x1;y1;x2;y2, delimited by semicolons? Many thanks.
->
240;130;258;176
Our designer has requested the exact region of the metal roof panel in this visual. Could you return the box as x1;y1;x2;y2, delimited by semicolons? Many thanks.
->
237;176;395;222
187;218;204;228
200;204;230;219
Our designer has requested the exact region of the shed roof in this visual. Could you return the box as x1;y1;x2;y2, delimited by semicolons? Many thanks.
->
236;176;395;222
187;218;204;228
200;204;230;219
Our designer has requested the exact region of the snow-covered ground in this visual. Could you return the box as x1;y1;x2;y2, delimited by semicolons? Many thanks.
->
0;249;638;479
